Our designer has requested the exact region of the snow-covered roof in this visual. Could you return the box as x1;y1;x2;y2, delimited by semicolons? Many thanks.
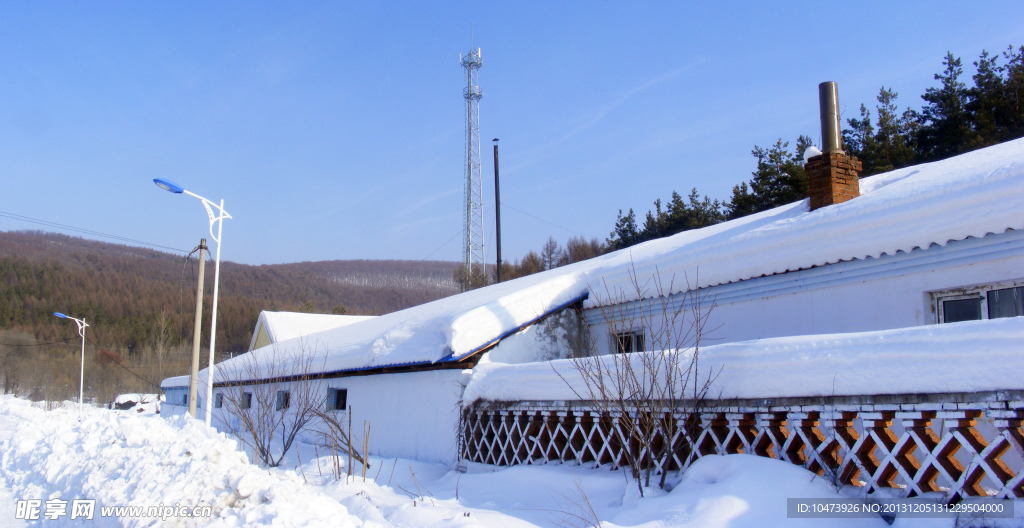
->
463;316;1024;402
165;138;1024;387
256;311;376;345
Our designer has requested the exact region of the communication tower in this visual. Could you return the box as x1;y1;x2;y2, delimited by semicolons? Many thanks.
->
461;47;485;286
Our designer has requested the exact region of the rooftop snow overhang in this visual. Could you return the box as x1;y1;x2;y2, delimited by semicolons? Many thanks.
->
211;292;590;388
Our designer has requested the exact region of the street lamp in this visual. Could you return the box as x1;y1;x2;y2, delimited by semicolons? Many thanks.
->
153;178;232;426
53;312;88;415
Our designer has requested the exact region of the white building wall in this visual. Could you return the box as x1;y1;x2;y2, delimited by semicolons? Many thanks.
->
310;369;469;465
184;369;469;466
586;230;1024;354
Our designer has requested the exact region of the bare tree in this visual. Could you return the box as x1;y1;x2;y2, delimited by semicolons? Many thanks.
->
554;264;718;496
541;237;564;271
219;342;327;468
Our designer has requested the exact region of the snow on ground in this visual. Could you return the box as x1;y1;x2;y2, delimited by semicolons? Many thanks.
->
465;317;1024;403
110;394;161;414
0;396;366;527
0;403;27;527
1;395;1020;527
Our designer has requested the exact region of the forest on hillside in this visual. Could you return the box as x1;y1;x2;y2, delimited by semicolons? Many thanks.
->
0;231;459;402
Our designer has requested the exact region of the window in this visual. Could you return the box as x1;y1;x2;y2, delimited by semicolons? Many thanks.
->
327;388;348;411
242;392;253;410
275;390;291;410
214;393;223;409
933;282;1024;323
181;393;188;406
942;296;982;323
988;286;1024;318
613;330;645;354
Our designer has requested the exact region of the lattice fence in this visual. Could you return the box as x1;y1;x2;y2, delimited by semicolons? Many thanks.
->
461;397;1024;502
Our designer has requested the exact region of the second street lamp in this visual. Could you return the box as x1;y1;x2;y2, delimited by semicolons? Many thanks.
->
153;178;232;426
53;312;88;415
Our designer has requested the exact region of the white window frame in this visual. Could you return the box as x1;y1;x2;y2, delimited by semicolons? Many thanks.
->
931;278;1024;323
611;329;645;354
275;390;291;411
241;391;253;410
327;388;348;411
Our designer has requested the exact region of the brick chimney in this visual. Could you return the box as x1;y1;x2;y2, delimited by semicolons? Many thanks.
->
805;82;861;210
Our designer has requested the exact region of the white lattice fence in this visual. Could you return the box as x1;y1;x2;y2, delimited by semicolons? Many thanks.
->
461;397;1024;502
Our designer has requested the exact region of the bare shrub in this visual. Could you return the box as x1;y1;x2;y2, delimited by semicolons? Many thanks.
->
555;265;719;496
548;474;602;528
219;342;327;468
309;405;367;481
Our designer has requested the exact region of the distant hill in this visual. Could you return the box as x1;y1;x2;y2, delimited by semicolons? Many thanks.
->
0;230;460;354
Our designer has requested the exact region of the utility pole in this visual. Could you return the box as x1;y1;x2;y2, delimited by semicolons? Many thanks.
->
493;138;502;283
189;239;207;418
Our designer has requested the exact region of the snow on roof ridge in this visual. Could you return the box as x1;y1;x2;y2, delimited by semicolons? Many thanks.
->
585;137;1024;302
260;310;377;344
185;138;1024;386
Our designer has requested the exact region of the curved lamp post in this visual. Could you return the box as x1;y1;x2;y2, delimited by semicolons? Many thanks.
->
53;312;88;415
153;178;232;426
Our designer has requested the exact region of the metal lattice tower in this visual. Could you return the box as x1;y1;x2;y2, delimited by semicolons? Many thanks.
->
461;47;485;284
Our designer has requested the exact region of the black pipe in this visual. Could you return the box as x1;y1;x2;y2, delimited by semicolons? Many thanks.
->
493;138;502;283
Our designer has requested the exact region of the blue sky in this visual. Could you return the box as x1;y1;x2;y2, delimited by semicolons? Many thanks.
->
1;2;1021;265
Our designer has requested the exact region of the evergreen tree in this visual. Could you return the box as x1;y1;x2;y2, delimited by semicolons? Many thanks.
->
968;49;1006;147
999;45;1024;140
607;209;640;251
843;104;875;164
873;87;918;172
845;87;917;176
917;52;973;161
727;138;808;218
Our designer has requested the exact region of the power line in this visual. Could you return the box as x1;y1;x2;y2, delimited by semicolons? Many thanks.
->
422;204;495;261
422;229;462;260
3;336;167;390
0;209;187;254
85;336;163;390
499;201;595;239
0;337;76;347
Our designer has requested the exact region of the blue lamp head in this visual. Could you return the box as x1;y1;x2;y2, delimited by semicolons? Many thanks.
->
153;178;185;194
54;312;67;319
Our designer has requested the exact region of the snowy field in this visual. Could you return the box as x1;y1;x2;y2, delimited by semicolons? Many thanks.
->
1;395;1019;527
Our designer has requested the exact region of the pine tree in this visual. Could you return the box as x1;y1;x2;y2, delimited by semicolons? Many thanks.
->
873;87;917;172
917;52;973;161
727;138;808;218
607;209;640;251
1000;45;1024;140
968;49;1006;147
843;104;875;165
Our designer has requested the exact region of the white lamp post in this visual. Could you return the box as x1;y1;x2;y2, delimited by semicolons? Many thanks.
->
153;178;232;426
53;312;88;415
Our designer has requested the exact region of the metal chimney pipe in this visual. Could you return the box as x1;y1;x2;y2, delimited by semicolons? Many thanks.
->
818;81;843;154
